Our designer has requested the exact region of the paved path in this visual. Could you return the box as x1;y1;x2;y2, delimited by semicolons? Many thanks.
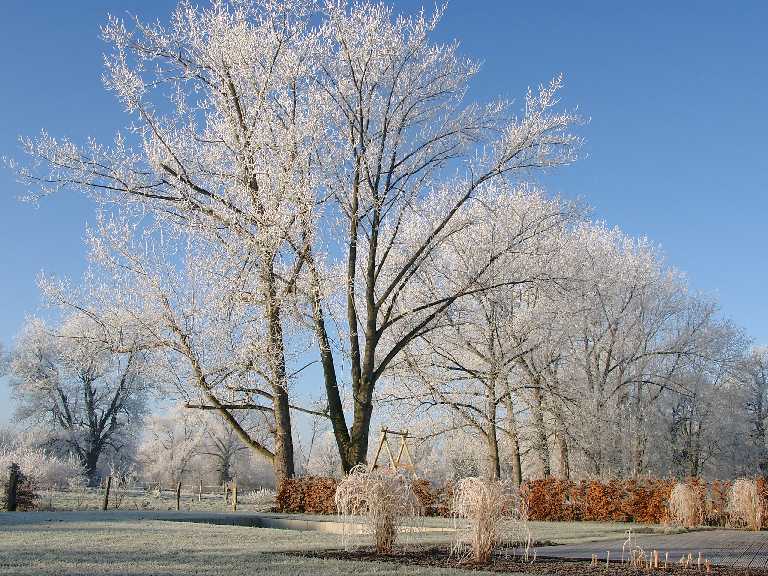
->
537;529;768;569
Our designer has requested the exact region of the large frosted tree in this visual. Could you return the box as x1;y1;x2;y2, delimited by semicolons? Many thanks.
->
9;315;150;484
12;0;582;475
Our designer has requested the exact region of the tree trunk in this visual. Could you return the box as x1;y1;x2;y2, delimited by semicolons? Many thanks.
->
529;385;551;478
484;383;501;480
554;428;570;480
263;262;295;483
83;449;100;488
502;389;523;486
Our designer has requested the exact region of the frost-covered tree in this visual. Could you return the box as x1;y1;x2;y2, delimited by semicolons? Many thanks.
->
742;347;768;474
300;2;582;471
381;186;574;481
9;315;150;485
12;0;330;483
11;0;582;476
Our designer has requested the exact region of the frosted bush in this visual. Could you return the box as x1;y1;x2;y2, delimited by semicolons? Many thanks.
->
242;488;276;506
0;448;87;490
335;465;422;553
668;482;702;528
451;477;531;563
728;478;764;531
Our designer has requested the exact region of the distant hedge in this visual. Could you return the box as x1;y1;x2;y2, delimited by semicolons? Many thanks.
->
275;474;768;528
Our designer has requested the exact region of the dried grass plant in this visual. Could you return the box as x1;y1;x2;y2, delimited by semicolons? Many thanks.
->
334;465;422;553
451;477;531;564
727;478;764;531
667;482;702;528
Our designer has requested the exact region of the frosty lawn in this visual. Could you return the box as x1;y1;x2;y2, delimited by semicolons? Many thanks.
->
0;510;689;575
0;512;495;576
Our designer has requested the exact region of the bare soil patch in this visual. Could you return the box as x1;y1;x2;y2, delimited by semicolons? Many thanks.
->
299;545;768;575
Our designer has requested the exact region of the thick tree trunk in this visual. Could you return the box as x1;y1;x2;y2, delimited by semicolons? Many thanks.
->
554;428;570;480
529;385;551;478
83;449;101;487
263;264;295;483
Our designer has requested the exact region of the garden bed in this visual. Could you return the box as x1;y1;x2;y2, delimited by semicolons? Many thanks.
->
298;546;768;576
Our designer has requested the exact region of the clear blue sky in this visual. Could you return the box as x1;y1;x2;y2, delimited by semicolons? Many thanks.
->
1;1;766;424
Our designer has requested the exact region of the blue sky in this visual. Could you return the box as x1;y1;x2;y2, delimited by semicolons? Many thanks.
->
1;1;766;424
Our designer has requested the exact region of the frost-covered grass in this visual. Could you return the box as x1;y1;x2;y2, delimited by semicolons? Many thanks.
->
33;487;275;513
0;512;502;576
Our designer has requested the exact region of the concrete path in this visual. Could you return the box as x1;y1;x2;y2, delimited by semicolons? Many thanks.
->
537;529;768;569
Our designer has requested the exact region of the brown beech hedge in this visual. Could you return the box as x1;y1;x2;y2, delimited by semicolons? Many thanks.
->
275;475;768;528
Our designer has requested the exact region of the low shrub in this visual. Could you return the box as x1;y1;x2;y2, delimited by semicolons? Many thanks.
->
668;480;704;528
522;478;580;521
335;466;422;553
0;448;86;491
275;476;338;514
451;478;530;563
2;463;39;511
728;478;763;531
242;488;276;506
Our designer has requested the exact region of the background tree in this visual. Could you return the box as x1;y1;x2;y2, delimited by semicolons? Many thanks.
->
9;315;150;485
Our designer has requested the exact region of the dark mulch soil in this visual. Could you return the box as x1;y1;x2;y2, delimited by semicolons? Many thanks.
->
295;546;768;575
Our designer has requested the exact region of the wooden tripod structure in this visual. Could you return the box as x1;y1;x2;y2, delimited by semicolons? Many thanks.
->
370;427;416;472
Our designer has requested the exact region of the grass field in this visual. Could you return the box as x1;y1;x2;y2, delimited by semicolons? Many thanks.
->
0;512;499;576
0;507;691;576
33;487;273;514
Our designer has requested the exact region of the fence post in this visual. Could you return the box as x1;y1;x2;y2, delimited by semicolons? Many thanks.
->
102;476;112;511
198;478;203;503
176;481;182;511
232;479;237;512
5;463;19;512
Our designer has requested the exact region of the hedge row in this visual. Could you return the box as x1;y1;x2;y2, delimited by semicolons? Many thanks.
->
275;475;768;527
275;476;338;514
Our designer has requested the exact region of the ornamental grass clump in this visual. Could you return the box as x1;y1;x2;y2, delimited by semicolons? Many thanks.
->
727;478;764;531
451;477;531;564
335;465;422;553
668;482;703;528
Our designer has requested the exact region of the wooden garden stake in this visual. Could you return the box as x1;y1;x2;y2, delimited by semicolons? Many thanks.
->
176;481;182;511
102;476;112;511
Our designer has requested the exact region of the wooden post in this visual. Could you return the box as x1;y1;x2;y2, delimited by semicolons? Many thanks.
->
198;478;203;503
176;481;182;511
232;479;237;512
5;464;19;512
102;476;112;511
